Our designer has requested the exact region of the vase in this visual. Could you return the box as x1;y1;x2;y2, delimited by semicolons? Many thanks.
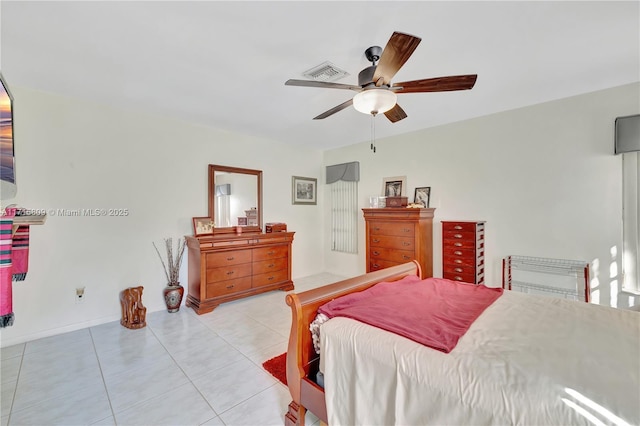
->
163;284;184;313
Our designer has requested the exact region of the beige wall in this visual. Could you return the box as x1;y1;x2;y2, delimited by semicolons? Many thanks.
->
323;83;640;309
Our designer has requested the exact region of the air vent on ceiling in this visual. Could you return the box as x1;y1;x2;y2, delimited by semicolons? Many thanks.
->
302;61;349;82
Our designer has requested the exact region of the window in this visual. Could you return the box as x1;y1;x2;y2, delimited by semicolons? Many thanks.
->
622;152;639;293
326;162;360;254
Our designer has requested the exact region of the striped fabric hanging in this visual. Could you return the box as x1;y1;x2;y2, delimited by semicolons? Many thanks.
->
0;210;15;327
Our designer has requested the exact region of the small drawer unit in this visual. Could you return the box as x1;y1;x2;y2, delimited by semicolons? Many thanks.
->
441;221;485;284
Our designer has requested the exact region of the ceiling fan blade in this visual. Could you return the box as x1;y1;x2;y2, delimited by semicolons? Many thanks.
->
393;74;478;94
373;32;422;87
313;99;354;120
384;104;408;123
285;79;362;91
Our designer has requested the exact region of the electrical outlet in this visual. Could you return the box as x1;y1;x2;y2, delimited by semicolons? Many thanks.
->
75;287;85;304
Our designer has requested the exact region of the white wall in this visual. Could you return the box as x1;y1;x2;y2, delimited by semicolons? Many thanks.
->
0;86;325;347
323;83;640;309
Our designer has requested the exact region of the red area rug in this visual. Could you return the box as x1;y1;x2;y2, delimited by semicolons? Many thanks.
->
262;352;287;385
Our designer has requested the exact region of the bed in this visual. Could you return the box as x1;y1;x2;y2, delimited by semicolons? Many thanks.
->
284;261;640;426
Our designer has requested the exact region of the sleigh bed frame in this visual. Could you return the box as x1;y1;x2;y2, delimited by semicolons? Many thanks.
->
284;261;422;426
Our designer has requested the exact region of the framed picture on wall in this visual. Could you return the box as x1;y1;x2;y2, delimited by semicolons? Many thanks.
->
414;187;431;208
192;217;215;236
292;176;317;205
382;176;406;197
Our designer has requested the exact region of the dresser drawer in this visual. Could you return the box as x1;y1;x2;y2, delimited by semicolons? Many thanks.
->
443;263;478;276
443;255;478;268
206;250;251;268
443;230;478;241
443;272;477;284
443;247;476;259
206;276;252;298
369;222;415;237
370;235;414;250
253;257;288;275
369;259;402;272
206;263;252;284
442;222;482;232
253;245;288;262
370;247;414;264
253;269;288;287
442;238;479;250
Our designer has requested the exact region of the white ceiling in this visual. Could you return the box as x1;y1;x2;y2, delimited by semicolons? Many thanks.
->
1;1;638;151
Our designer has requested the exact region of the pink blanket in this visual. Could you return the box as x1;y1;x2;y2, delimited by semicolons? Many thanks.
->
318;275;503;353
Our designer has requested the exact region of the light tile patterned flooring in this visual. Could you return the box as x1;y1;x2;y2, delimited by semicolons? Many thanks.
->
0;273;344;426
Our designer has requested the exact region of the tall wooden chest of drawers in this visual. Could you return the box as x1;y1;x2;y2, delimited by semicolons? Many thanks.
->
185;232;294;314
363;208;435;278
441;221;485;284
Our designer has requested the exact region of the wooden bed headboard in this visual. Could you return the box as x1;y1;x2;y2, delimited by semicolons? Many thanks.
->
284;261;422;425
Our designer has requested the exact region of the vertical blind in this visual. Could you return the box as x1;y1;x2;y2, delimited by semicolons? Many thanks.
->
327;162;359;254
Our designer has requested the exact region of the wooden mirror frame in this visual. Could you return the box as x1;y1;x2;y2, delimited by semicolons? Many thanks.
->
208;164;263;235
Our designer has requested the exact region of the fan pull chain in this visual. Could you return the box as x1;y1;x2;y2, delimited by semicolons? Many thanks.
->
370;112;377;153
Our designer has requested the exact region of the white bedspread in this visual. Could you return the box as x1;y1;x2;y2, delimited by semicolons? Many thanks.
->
320;290;640;426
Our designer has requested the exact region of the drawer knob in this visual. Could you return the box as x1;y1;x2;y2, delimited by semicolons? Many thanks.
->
454;259;463;264
403;228;411;233
268;276;274;281
226;256;235;261
373;263;380;268
226;284;234;289
268;251;275;255
454;276;463;281
454;251;462;256
268;263;275;268
454;225;462;230
403;255;410;260
373;239;380;243
227;271;235;275
454;242;463;247
454;234;462;238
454;268;463;273
402;242;410;246
374;227;380;231
373;251;380;256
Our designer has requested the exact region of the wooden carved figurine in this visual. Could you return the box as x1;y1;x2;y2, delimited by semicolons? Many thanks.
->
120;286;147;329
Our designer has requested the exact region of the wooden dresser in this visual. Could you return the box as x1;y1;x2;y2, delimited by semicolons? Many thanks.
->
185;232;294;314
363;208;435;278
441;221;485;284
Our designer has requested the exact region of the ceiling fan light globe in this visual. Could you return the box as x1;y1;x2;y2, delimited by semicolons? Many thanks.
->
353;89;397;115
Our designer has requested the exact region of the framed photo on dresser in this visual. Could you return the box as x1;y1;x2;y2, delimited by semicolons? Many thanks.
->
414;187;431;208
192;217;215;236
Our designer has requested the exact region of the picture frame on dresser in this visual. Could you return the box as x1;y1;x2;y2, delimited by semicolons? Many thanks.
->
382;176;406;197
192;217;215;236
292;176;317;205
414;187;431;208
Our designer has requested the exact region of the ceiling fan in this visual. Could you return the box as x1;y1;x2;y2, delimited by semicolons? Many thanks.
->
285;31;477;123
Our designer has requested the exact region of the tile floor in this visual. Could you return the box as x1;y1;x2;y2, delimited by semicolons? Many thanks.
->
0;272;344;426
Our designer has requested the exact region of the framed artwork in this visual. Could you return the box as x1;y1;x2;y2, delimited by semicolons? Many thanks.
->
292;176;317;205
414;187;431;208
192;216;215;236
382;176;406;197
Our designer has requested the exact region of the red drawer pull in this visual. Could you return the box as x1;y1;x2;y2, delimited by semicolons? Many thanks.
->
454;276;463;281
373;239;380;243
454;268;463;273
374;227;381;231
454;242;463;247
373;251;380;256
403;255;410;260
226;284;234;289
268;263;275;268
227;271;234;275
454;251;463;255
454;234;463;238
226;256;235;261
373;263;380;268
268;276;274;281
454;259;463;264
454;225;463;230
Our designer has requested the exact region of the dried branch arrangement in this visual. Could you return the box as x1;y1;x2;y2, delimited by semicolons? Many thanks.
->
153;237;186;286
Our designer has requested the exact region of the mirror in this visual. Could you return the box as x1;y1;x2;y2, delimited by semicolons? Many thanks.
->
208;164;263;234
